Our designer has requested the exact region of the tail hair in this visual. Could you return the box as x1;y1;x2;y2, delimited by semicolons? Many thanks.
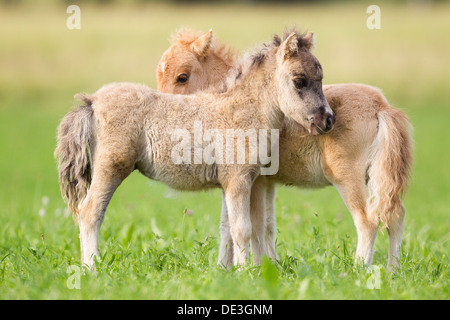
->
367;106;414;229
54;94;95;215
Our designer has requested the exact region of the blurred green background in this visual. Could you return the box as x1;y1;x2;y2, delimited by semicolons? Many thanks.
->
0;0;449;299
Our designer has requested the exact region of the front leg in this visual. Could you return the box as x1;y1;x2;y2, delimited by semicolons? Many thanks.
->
264;180;278;261
223;176;253;266
249;176;267;265
218;190;234;269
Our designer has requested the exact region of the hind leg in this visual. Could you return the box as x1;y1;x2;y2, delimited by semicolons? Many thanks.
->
387;203;405;272
78;153;134;268
79;178;119;268
332;177;379;266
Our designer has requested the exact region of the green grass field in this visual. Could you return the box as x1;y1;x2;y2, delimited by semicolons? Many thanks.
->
0;1;449;299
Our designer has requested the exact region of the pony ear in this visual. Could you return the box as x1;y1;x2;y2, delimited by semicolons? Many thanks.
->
279;32;298;61
191;29;214;59
300;31;315;51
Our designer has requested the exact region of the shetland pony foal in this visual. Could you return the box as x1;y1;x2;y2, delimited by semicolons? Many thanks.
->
55;32;334;268
156;28;414;271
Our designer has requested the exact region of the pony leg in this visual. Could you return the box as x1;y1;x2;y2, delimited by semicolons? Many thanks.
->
386;202;405;272
78;153;134;268
217;190;234;269
79;227;85;267
249;176;267;265
264;181;278;261
223;177;253;266
78;176;122;268
334;179;379;266
78;188;108;267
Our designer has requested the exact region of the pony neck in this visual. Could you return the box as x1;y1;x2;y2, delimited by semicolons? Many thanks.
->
222;55;284;129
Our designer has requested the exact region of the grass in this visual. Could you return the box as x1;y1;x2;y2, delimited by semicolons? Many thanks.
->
0;2;449;299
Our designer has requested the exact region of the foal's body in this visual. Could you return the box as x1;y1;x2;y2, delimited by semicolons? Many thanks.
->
67;82;275;267
157;28;413;270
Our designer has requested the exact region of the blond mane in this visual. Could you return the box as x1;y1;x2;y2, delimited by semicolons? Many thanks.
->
171;27;236;67
224;27;314;92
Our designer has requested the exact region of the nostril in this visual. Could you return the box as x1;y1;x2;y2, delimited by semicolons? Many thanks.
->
326;116;332;128
325;114;335;130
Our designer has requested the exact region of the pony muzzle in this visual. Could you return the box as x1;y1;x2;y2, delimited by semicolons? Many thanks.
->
307;110;335;135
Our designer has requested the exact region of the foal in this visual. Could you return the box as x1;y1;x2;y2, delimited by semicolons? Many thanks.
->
156;28;414;270
55;31;333;268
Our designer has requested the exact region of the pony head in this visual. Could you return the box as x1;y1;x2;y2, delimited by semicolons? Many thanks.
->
157;28;234;94
272;30;335;134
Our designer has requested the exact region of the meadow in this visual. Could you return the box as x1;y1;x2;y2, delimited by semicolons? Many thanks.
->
0;1;449;300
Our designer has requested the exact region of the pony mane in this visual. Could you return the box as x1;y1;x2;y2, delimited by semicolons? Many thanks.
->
250;27;314;68
171;27;236;66
223;27;313;92
171;27;204;45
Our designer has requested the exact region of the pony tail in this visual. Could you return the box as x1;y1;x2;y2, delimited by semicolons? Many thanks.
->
367;106;414;229
54;94;95;216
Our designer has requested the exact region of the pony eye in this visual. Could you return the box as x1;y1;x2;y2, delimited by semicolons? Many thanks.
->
176;73;189;84
293;77;308;89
